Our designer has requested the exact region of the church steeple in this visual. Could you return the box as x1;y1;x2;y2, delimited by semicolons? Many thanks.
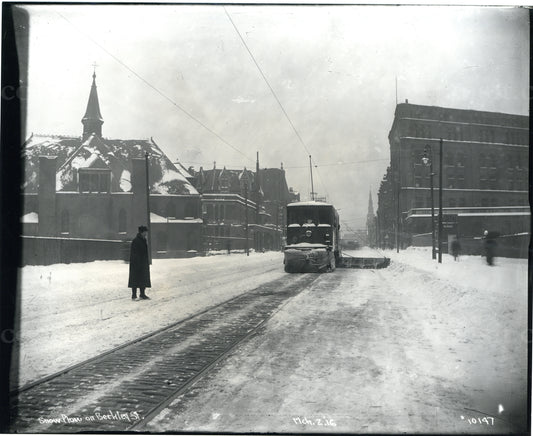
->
81;69;104;140
367;189;375;219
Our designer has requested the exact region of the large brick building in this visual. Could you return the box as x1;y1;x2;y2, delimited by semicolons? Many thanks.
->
377;102;529;257
188;162;296;252
21;72;203;263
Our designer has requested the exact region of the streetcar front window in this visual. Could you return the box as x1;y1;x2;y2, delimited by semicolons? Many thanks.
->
287;206;333;226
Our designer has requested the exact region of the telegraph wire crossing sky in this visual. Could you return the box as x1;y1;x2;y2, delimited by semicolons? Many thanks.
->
21;4;529;229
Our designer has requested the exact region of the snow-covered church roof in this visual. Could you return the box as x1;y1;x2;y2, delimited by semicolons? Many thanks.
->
22;133;199;195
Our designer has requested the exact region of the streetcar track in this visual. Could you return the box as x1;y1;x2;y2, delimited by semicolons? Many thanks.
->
10;273;320;433
129;288;296;432
11;266;280;397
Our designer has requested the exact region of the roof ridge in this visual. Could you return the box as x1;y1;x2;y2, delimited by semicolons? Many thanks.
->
57;133;96;173
31;133;80;139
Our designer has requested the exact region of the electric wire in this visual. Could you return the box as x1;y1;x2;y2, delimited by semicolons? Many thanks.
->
224;7;312;159
56;11;254;164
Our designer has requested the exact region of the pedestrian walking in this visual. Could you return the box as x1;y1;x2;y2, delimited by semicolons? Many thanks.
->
483;230;497;266
128;225;151;300
450;237;461;261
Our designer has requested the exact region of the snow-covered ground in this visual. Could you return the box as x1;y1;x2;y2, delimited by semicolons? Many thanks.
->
14;251;284;388
143;247;528;433
14;247;528;433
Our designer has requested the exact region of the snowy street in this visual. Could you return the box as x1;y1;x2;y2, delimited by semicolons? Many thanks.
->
14;248;528;433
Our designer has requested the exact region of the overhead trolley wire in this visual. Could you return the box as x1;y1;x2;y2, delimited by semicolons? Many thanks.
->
224;7;331;201
284;158;389;169
56;11;254;164
223;7;312;158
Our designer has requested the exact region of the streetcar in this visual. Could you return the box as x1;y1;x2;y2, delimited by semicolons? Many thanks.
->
283;201;341;272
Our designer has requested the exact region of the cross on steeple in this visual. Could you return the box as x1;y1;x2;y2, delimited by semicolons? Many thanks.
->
92;62;99;78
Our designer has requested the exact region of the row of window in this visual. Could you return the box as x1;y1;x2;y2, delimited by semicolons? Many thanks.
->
60;208;128;234
203;202;254;223
79;171;111;193
206;225;233;237
414;196;528;208
411;148;526;170
408;123;528;145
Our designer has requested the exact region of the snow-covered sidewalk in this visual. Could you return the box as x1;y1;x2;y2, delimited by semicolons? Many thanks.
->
14;251;284;388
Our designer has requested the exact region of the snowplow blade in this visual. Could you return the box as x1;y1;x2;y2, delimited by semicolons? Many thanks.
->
338;256;390;269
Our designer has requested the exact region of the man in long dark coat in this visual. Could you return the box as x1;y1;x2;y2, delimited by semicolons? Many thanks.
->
128;225;151;300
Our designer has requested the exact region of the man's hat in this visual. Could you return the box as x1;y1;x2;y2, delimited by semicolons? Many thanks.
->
138;225;149;233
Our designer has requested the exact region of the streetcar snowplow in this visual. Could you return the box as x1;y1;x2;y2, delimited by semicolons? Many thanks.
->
337;252;390;269
283;201;391;272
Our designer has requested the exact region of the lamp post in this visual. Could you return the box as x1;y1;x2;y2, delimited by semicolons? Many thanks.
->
244;182;249;256
438;138;443;264
145;151;152;264
422;145;436;260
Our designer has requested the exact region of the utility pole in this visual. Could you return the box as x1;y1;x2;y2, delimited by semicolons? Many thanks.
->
438;138;443;263
396;145;401;253
422;144;436;260
256;152;260;251
145;151;152;264
244;182;249;256
309;155;315;201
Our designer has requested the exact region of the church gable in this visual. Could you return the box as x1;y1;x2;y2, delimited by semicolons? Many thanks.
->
22;71;199;196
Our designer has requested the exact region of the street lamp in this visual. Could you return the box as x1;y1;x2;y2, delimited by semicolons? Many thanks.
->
145;151;152;264
438;138;443;264
422;145;436;260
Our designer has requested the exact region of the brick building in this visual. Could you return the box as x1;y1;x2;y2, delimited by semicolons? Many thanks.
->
21;72;203;263
189;162;295;252
377;102;529;257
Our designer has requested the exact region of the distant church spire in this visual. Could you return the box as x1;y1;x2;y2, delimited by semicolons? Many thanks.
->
81;68;104;140
367;189;375;218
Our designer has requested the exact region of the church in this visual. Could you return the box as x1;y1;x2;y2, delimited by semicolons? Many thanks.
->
21;72;203;264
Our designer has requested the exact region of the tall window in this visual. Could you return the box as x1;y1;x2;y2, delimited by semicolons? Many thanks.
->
165;202;176;219
185;201;196;218
118;209;127;233
446;167;455;189
156;231;167;251
79;170;110;193
61;209;69;234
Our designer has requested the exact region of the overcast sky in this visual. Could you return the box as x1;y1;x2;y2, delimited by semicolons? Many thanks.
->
19;4;529;231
